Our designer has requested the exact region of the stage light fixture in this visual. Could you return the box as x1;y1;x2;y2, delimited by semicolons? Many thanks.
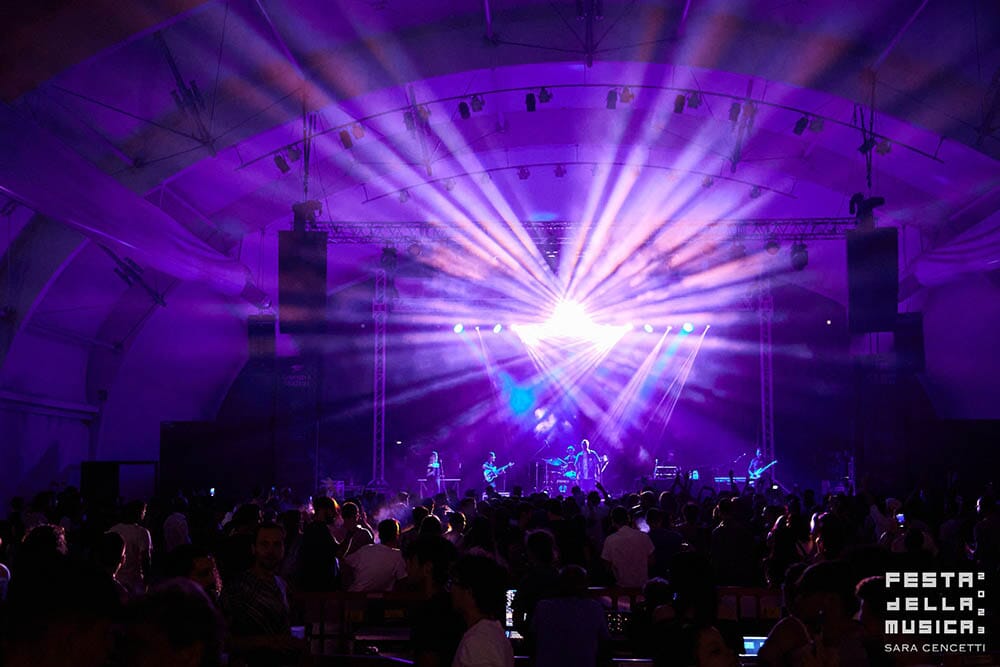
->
398;190;410;203
470;95;485;112
643;324;654;333
876;140;892;155
274;154;290;173
826;319;832;325
493;324;503;334
352;123;365;139
619;86;635;104
701;175;714;188
728;102;741;122
606;90;618;109
539;87;553;103
525;93;537;112
765;237;780;254
749;186;762;199
682;322;694;333
475;325;480;331
673;94;686;114
793;115;809;135
518;167;530;180
453;323;464;333
407;241;422;257
809;117;824;132
790;242;808;271
554;164;567;178
443;178;456;191
339;130;353;149
687;91;702;109
287;145;301;162
858;137;877;154
458;102;471;119
403;110;416;131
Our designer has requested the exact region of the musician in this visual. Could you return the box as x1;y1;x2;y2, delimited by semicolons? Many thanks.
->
426;451;443;494
574;439;606;491
747;448;771;485
482;452;514;489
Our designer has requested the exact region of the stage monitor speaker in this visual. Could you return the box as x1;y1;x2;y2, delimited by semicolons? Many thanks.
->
894;312;925;372
847;228;898;333
278;231;328;333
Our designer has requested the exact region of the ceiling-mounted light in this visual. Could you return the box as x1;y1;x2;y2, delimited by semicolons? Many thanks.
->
351;123;365;139
701;175;714;188
287;145;301;162
809;117;824;132
606;89;618;109
749;185;762;199
458;102;471;119
619;86;635;103
443;178;456;191
525;93;537;112
517;166;530;180
470;95;485;112
858;137;877;154
673;94;686;114
728;102;741;122
274;154;290;174
554;164;567;178
876;140;892;155
790;243;808;271
398;190;410;203
403;110;416;132
765;236;780;254
539;87;553;103
687;91;702;109
793;115;809;135
339;130;353;149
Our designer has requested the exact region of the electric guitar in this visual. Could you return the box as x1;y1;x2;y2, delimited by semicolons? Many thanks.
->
748;460;778;481
484;461;515;483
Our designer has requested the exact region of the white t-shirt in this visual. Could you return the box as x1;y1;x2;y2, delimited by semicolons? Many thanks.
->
452;619;514;667
344;543;407;592
600;525;654;588
110;522;152;593
163;512;191;553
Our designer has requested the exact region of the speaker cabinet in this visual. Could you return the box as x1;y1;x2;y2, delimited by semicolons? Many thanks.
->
278;231;328;333
847;228;898;333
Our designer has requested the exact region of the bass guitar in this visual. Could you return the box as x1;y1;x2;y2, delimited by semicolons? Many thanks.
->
484;461;515;483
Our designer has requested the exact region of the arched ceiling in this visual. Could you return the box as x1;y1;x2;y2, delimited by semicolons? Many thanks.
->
1;0;999;417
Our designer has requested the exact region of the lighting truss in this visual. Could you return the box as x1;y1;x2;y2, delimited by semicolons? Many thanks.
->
312;217;859;245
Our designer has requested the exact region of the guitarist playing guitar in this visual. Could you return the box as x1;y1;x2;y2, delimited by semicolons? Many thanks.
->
482;451;515;484
747;448;778;485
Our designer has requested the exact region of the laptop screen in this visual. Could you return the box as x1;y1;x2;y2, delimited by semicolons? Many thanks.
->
741;636;767;657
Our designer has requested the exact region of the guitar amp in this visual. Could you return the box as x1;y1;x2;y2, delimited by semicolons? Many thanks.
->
653;465;679;480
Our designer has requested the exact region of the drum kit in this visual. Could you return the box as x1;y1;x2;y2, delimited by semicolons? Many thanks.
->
536;456;578;495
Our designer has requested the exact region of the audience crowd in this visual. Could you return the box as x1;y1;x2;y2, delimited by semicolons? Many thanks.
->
0;473;997;667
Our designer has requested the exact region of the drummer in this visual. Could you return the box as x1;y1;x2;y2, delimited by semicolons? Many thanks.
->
560;445;577;478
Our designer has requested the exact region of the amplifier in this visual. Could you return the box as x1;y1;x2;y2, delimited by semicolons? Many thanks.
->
653;466;680;479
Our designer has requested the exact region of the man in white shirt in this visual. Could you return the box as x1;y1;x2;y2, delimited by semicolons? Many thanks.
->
110;500;153;594
163;497;191;554
600;506;654;589
450;555;514;667
344;519;407;592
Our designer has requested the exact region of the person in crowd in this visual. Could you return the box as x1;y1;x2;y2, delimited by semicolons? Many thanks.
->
647;507;683;579
450;554;515;667
216;503;261;582
512;529;560;635
163;496;192;554
972;494;1000;572
0;534;9;602
446;511;466;546
601;506;654;588
677;501;709;554
95;530;129;602
296;495;340;591
709;497;757;585
654;623;739;667
406;535;465;667
120;579;225;667
165;543;223;602
221;522;301;667
337;501;374;557
110;500;153;594
344;518;407;592
529;565;610;667
420;512;445;537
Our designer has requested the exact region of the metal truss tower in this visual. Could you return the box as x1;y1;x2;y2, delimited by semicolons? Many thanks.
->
757;277;777;472
370;267;389;489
